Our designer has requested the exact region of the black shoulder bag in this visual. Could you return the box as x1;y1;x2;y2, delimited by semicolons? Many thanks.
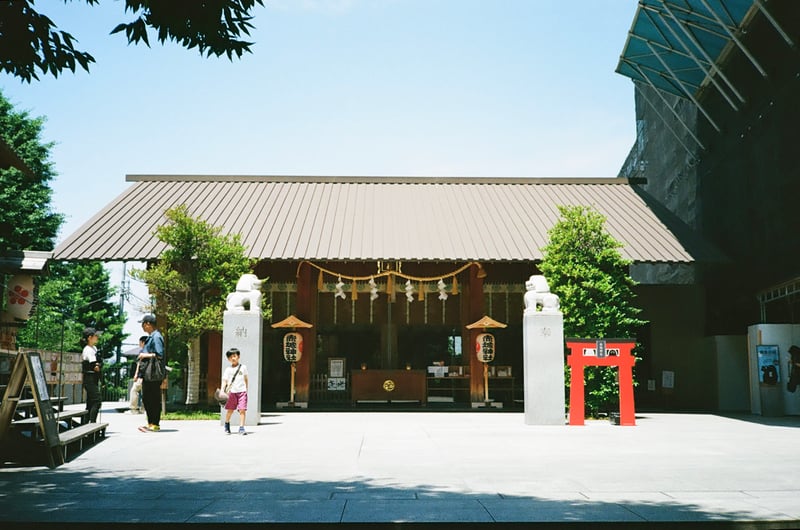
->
142;354;166;382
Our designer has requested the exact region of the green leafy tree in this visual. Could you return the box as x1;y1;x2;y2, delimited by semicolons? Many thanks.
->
17;261;126;358
132;205;256;406
0;0;265;83
0;90;62;253
539;205;647;416
0;90;126;398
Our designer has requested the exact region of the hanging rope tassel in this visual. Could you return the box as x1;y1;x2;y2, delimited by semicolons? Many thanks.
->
317;270;324;291
351;280;358;300
451;276;459;295
418;281;424;301
387;274;395;302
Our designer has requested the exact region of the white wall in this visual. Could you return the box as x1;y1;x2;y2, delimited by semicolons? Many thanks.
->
746;324;800;415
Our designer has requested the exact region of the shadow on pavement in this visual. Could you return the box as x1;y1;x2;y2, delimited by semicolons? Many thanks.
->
0;468;797;529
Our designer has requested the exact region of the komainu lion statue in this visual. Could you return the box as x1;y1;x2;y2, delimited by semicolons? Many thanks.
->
524;275;560;314
225;274;263;313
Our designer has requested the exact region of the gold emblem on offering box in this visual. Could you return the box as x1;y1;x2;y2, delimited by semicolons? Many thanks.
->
382;379;396;392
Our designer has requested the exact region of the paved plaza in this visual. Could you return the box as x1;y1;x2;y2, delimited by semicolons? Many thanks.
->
1;403;799;528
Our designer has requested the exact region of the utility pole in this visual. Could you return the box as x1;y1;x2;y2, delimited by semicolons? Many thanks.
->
115;262;128;388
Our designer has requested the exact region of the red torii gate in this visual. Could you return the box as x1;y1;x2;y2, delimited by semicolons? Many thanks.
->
566;338;637;426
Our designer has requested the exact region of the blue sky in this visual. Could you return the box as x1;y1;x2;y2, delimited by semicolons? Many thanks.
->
2;0;639;340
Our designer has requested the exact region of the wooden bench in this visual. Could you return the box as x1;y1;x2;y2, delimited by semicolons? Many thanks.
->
13;409;87;430
7;397;67;418
58;422;108;460
58;409;89;428
16;397;66;406
2;397;36;419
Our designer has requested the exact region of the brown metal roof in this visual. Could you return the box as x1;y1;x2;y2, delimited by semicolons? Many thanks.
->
54;175;704;263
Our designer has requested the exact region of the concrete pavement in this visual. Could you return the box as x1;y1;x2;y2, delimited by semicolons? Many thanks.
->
1;403;799;528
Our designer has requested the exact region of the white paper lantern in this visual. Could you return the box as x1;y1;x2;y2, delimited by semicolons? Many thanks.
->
283;332;303;362
475;333;495;363
5;274;34;320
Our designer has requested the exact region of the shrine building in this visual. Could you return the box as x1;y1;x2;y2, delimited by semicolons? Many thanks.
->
54;175;721;410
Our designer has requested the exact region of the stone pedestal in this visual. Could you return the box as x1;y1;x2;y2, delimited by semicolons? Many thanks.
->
221;311;262;426
523;311;565;425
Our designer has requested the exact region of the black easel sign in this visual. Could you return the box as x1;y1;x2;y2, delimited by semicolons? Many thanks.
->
0;351;62;466
26;351;60;450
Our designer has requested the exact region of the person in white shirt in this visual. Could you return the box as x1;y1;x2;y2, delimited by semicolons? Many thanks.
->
128;335;147;414
81;327;102;423
221;348;249;435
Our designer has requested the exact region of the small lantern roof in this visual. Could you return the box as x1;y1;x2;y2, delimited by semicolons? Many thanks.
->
271;315;313;329
465;315;507;329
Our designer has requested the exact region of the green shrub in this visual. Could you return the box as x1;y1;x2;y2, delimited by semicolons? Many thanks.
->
539;205;647;416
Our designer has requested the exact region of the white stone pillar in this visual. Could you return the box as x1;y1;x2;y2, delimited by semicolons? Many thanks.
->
221;274;265;427
522;275;566;425
221;311;262;426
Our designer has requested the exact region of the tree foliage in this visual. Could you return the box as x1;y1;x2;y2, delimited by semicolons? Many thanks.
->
539;205;647;415
0;0;265;83
17;261;126;357
132;204;255;405
0;90;63;253
0;1;95;83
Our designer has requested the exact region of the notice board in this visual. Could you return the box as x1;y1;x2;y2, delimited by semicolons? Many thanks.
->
0;351;62;466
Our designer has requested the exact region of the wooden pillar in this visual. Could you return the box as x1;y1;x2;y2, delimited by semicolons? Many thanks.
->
205;332;222;404
618;356;636;426
568;358;586;426
294;263;316;403
467;264;486;402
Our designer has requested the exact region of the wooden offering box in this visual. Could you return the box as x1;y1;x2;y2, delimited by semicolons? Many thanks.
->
350;369;427;405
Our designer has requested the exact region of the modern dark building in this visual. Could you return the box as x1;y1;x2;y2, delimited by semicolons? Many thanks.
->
616;0;800;413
